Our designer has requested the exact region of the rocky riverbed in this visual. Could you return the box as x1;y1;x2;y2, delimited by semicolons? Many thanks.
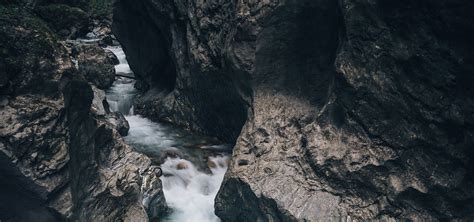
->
105;45;233;222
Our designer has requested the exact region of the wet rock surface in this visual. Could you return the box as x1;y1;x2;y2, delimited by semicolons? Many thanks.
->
113;0;474;221
0;2;167;221
113;0;249;142
65;80;167;221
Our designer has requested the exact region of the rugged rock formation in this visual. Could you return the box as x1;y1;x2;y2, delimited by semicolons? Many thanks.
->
73;43;116;89
0;3;166;221
113;0;248;142
113;0;474;221
64;80;167;221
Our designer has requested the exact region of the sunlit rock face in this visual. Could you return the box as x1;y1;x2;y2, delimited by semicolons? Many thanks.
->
113;0;474;221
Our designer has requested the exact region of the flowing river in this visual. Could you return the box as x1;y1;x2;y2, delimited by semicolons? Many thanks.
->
105;46;231;222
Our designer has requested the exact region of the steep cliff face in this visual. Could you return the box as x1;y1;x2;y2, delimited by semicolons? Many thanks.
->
0;4;166;221
113;0;248;142
219;0;474;221
64;80;167;221
113;0;474;221
0;7;74;220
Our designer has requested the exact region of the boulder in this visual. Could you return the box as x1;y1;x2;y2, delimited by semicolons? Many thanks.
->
100;34;120;46
106;111;130;136
105;48;120;65
176;161;189;170
74;43;116;89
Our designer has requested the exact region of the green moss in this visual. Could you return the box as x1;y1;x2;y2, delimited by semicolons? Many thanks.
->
0;5;62;94
0;5;57;52
88;0;113;19
35;4;89;33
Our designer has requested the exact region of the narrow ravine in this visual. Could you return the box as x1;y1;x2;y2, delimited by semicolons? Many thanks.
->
105;46;231;222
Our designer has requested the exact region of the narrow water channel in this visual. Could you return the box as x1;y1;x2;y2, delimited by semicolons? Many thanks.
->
105;46;231;222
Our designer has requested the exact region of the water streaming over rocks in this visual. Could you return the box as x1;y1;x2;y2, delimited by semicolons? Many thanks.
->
105;46;230;222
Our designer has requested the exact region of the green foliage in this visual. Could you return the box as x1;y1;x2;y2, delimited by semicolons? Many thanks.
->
0;5;55;44
0;5;60;94
88;0;113;19
35;4;89;33
0;5;56;61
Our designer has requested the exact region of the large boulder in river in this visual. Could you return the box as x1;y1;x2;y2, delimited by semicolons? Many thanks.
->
106;111;130;136
74;43;116;89
113;0;474;220
105;48;120;65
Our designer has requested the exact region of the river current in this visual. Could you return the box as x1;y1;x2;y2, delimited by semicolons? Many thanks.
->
105;46;230;222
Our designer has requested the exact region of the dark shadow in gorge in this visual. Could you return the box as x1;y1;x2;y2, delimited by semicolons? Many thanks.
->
112;0;176;93
112;0;249;143
0;152;61;222
253;0;341;108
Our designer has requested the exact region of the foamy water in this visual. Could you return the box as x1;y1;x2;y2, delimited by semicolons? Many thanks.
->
161;156;228;222
105;45;229;222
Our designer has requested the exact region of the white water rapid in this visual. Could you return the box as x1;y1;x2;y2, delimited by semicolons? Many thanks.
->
105;46;230;222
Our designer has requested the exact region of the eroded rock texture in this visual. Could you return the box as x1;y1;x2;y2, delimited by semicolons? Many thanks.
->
113;0;249;142
0;3;166;221
73;43;116;89
64;80;167;221
114;0;474;221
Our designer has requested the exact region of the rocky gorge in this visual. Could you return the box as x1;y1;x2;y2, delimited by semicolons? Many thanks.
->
113;0;474;221
1;0;474;221
0;1;166;221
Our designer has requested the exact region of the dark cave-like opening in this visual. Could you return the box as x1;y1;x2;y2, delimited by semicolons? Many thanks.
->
112;0;177;93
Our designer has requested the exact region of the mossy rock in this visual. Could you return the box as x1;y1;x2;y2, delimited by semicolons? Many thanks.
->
0;5;69;95
87;0;113;20
35;4;90;38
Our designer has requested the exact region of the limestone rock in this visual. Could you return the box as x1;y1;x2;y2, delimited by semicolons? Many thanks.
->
1;4;167;221
113;0;248;142
74;43;116;89
64;80;168;221
105;48;120;65
113;0;474;221
106;111;130;136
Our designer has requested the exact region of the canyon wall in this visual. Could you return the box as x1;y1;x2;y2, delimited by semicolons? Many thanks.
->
113;0;474;221
0;2;166;221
